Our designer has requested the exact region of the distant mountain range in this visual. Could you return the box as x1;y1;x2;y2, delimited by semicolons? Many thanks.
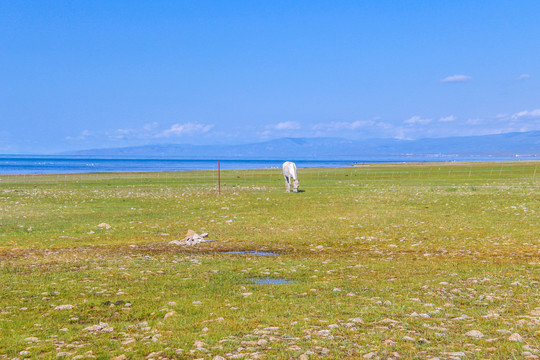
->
63;130;539;159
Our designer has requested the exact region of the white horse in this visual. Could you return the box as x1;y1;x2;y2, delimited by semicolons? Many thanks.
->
282;161;299;192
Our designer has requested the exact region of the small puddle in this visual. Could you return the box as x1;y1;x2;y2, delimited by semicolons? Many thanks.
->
226;251;279;256
249;278;295;285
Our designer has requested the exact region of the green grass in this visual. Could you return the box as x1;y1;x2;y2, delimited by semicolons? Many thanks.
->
1;161;539;359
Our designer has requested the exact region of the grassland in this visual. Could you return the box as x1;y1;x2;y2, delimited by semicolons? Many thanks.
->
1;161;539;359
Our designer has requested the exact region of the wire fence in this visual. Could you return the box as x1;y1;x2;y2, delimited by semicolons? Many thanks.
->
0;161;538;193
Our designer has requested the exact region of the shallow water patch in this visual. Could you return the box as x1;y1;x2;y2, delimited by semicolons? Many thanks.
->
249;278;295;285
226;251;279;256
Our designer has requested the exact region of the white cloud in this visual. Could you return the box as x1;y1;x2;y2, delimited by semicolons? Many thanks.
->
143;122;159;131
394;127;413;140
312;120;375;131
404;116;432;125
518;74;530;80
156;123;214;138
272;121;301;130
66;129;92;141
466;118;483;125
512;109;540;119
439;115;456;122
441;75;472;83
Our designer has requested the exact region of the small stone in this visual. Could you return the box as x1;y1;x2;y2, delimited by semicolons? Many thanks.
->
185;229;196;239
97;223;111;229
317;330;331;337
194;340;206;348
168;240;183;245
111;355;127;360
24;337;39;342
299;355;309;360
121;338;136;345
83;322;113;333
213;356;226;360
383;300;392;306
54;304;74;310
19;351;30;356
465;330;484;338
164;311;175;319
508;333;523;342
403;336;415;341
349;317;363;323
363;352;377;359
257;339;268;346
444;352;466;357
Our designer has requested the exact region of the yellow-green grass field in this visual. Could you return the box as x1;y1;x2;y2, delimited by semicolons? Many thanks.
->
1;162;539;359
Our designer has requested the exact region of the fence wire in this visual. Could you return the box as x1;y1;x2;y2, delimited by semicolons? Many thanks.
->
0;162;538;194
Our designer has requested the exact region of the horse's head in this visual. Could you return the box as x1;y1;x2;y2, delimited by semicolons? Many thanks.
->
292;179;299;193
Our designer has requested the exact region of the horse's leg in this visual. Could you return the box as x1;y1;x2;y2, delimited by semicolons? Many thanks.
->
284;176;290;192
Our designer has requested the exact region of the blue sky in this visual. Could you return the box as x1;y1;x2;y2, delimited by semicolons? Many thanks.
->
1;1;539;153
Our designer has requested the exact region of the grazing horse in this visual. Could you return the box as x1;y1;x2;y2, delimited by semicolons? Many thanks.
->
282;161;299;192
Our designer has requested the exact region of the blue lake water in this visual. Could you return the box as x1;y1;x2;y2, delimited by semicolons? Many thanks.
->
249;278;295;285
226;251;280;256
0;155;536;175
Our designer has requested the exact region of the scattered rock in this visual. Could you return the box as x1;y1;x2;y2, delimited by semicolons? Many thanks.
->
509;333;524;342
83;322;113;333
54;304;74;310
164;311;175;319
184;230;214;245
465;330;484;338
363;352;377;359
168;240;183;245
317;330;331;337
349;317;363;323
112;355;127;360
194;340;206;348
97;223;111;229
443;352;466;357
